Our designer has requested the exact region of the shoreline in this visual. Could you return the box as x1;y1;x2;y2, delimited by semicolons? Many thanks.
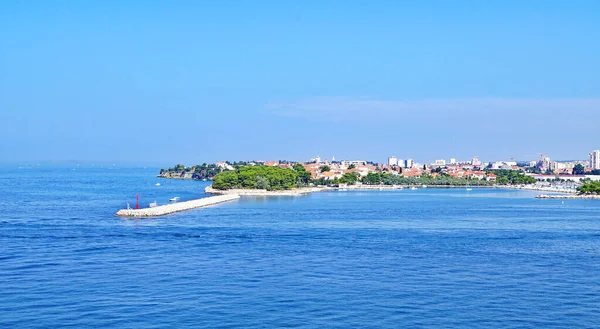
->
205;184;582;196
205;185;325;196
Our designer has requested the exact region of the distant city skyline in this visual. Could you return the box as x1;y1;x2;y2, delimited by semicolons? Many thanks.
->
1;1;599;164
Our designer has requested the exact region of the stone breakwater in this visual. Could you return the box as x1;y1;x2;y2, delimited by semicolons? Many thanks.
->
115;194;240;217
536;194;600;199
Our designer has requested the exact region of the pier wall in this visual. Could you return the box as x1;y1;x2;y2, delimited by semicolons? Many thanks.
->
115;194;240;217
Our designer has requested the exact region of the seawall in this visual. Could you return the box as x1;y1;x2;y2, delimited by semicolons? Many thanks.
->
115;194;240;217
536;194;600;199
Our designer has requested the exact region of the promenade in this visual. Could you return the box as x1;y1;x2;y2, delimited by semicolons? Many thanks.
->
115;194;240;217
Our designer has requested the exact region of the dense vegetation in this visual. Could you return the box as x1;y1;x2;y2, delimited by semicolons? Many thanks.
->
160;162;250;180
491;170;537;185
577;181;600;194
212;166;299;190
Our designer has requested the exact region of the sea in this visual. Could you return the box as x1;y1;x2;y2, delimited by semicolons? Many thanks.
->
1;166;600;328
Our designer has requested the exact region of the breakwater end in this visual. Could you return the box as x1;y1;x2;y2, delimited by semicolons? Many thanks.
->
115;194;240;217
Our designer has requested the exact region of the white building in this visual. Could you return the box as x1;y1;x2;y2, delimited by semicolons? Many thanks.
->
405;159;414;168
341;160;367;166
434;159;446;166
550;161;576;171
450;158;456;164
542;156;551;169
388;156;398;166
589;150;600;169
471;156;481;166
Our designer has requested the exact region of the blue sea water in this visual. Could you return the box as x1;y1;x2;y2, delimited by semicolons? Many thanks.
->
1;166;600;328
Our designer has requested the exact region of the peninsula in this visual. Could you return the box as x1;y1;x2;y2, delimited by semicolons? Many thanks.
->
157;156;600;198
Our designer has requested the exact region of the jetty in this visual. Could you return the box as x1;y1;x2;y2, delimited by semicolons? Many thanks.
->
536;194;600;199
115;194;240;217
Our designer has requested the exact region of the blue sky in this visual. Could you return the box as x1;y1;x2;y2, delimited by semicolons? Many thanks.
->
1;1;599;165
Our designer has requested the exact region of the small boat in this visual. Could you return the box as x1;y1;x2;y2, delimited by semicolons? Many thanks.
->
155;183;161;186
149;201;158;208
466;186;473;191
411;187;418;190
202;179;207;181
169;197;180;202
422;184;427;188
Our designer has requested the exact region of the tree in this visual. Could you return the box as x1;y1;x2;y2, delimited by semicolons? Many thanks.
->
320;165;331;173
255;176;270;189
212;165;299;190
212;171;239;190
577;181;600;194
573;164;585;175
340;172;359;185
348;164;356;169
293;164;312;185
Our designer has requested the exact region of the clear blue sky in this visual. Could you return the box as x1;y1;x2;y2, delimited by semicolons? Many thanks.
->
1;0;599;165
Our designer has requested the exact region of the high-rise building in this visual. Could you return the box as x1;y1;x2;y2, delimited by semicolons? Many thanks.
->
405;159;414;168
450;158;456;164
388;156;398;166
589;150;600;169
471;156;481;166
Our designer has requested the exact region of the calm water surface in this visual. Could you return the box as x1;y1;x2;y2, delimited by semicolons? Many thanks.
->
1;167;600;328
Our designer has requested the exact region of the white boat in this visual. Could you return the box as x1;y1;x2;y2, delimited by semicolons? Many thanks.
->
466;186;473;191
422;184;427;188
149;201;158;208
411;187;418;190
155;183;161;186
169;197;180;202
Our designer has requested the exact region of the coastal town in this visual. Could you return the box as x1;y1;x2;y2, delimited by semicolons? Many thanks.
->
160;149;600;186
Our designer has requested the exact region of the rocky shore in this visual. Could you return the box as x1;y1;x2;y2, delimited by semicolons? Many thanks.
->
157;171;195;180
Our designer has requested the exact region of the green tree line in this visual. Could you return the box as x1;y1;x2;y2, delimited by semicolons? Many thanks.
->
212;166;299;190
577;181;600;194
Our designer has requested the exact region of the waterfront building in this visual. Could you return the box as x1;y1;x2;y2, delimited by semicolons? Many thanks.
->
589;150;600;169
388;156;398;166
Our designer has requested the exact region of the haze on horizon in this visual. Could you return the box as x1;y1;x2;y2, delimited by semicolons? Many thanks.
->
1;1;599;166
